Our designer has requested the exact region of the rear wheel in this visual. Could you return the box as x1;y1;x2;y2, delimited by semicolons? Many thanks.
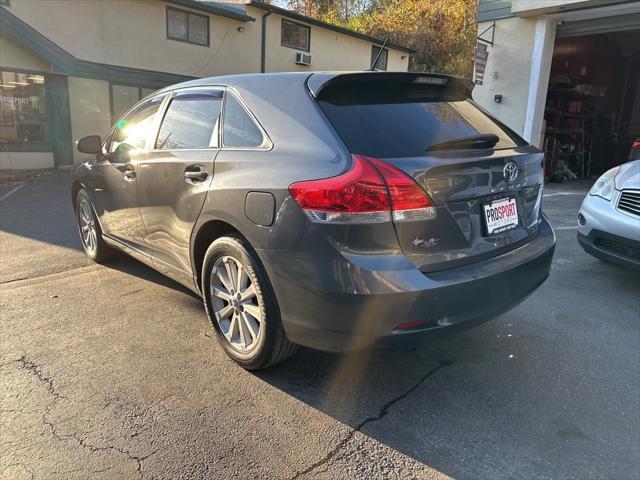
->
75;189;116;263
201;235;297;370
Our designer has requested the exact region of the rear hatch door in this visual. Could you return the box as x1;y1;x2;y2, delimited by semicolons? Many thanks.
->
312;72;544;272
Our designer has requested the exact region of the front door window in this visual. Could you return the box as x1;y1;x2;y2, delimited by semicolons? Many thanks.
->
111;95;165;153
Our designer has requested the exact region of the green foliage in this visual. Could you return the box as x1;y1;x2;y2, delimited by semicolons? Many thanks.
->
281;0;478;77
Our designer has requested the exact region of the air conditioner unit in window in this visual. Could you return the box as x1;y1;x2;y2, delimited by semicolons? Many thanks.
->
295;52;312;66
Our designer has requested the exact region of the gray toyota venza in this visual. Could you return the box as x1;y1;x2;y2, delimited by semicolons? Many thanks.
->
72;72;555;369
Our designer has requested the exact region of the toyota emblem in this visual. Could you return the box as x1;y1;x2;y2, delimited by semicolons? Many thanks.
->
503;162;519;182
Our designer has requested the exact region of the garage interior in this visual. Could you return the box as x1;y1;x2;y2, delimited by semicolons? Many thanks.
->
543;15;640;182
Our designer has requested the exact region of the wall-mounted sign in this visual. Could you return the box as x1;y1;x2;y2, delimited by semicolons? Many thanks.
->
474;42;489;85
0;95;29;106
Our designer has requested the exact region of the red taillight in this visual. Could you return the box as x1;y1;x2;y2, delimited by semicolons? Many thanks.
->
367;158;435;221
289;155;436;224
632;139;640;150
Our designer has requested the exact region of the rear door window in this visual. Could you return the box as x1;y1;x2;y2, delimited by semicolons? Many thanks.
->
222;93;266;149
317;89;522;158
155;89;223;150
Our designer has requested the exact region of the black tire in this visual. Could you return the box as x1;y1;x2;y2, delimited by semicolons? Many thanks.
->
75;189;116;263
201;234;297;370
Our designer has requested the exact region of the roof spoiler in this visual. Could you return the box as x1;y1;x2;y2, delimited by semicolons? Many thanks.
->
308;72;474;102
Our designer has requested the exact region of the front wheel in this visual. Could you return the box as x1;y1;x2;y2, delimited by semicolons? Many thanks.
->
201;235;297;370
75;189;116;263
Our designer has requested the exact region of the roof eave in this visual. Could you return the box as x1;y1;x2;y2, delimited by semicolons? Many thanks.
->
167;0;256;22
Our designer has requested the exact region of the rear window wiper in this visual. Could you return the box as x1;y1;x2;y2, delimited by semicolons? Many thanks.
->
425;133;499;152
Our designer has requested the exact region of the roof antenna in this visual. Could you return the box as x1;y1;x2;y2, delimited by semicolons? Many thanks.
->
368;37;389;71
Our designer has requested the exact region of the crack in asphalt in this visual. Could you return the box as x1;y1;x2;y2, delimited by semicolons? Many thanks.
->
287;359;452;480
16;354;66;402
8;353;158;479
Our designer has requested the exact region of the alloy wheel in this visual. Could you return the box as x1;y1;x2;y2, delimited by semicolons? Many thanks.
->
78;198;97;253
210;255;263;352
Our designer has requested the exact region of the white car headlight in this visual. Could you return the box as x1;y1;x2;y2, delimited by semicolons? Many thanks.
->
589;167;620;201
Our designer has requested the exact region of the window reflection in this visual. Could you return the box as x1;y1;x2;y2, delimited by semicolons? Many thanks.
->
222;94;264;148
111;96;164;152
0;71;47;146
156;90;223;150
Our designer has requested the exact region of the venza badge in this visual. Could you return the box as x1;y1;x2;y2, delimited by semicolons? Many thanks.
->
503;162;519;182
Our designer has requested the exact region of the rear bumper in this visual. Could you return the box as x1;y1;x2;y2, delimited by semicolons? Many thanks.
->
577;230;640;270
259;215;555;352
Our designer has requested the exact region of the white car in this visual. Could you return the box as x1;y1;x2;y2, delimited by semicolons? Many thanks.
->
577;160;640;270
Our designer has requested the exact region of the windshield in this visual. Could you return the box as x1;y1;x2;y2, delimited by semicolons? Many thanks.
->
318;97;523;158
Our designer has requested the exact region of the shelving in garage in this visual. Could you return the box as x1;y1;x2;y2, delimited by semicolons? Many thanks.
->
543;20;640;182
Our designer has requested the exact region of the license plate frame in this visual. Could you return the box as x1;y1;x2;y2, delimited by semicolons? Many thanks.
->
483;196;519;235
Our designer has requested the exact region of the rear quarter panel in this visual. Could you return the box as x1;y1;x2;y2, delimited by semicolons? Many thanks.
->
192;75;352;267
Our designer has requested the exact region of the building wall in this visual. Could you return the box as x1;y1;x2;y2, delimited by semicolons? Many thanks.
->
3;0;408;77
1;0;409;168
261;10;409;72
0;32;52;72
67;77;112;164
4;0;261;77
473;16;538;136
0;152;54;170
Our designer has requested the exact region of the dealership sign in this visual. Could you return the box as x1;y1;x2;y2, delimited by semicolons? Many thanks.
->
474;42;489;85
0;95;29;106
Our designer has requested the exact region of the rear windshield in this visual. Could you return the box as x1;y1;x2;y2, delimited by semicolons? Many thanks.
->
317;96;523;158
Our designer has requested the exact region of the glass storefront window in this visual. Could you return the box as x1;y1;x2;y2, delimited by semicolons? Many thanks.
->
111;84;140;122
0;71;47;146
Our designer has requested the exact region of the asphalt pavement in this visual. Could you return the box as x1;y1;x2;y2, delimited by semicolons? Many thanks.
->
1;172;638;480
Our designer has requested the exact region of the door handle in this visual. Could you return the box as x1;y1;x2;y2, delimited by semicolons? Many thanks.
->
184;165;208;183
122;166;136;181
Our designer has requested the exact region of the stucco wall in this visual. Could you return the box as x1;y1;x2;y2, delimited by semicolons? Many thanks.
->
260;9;409;72
4;0;261;76
67;77;112;164
0;152;54;170
472;16;538;136
3;0;408;76
2;0;410;168
0;32;52;72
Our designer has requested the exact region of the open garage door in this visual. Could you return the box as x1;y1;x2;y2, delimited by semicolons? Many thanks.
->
543;14;640;181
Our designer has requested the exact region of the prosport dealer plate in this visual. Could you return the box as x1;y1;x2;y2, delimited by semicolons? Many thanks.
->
483;197;519;235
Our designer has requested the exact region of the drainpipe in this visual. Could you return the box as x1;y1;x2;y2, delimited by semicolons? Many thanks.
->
261;10;271;73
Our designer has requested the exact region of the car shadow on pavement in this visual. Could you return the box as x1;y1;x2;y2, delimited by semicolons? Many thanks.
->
256;253;640;480
102;256;200;299
256;324;506;478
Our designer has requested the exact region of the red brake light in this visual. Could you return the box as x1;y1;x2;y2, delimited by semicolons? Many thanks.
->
632;139;640;150
289;155;436;224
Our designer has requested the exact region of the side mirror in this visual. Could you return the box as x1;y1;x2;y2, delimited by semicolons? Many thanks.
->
76;135;102;154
